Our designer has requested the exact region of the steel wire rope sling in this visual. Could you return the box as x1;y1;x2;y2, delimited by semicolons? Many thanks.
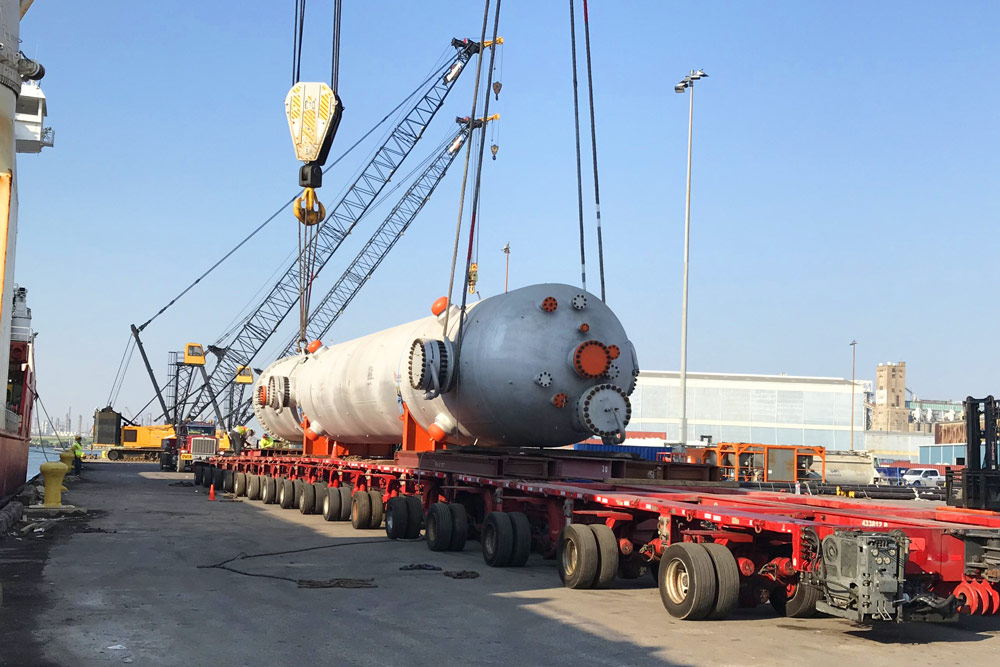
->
442;0;495;337
288;0;344;351
188;39;484;419
452;1;503;373
568;0;587;293
581;0;607;301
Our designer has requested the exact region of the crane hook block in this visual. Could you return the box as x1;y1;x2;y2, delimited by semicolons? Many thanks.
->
285;82;344;166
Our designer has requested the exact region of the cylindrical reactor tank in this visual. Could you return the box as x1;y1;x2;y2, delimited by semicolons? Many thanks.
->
253;283;638;448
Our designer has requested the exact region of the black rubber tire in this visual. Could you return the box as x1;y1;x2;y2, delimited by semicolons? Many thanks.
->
482;512;515;568
385;497;408;539
589;524;619;588
403;496;423;539
313;484;327;513
222;469;235;493
202;466;214;488
262;476;277;504
508;512;532;567
558;524;599;588
368;490;384;529
109;449;123;461
770;580;821;618
448;503;468;552
193;464;204;485
247;474;260;500
351;490;372;529
338;486;353;521
298;482;316;514
658;543;718;620
281;478;298;509
276;478;289;508
703;543;740;620
292;480;303;509
426;503;454;552
322;486;341;521
212;467;224;490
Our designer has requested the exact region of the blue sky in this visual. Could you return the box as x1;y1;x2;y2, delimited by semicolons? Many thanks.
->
15;1;1000;428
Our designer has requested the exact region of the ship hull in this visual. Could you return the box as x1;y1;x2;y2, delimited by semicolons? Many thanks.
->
0;430;28;500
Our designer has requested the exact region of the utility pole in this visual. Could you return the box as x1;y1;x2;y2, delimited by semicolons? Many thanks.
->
501;242;510;293
850;340;857;451
674;69;707;445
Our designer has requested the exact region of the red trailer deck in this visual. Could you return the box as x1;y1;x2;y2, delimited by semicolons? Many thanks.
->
198;449;1000;624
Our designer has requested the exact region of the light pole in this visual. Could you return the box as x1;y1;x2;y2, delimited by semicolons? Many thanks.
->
675;69;707;445
849;340;857;451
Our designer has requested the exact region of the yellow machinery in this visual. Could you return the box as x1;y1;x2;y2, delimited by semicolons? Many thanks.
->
183;342;206;366
93;407;231;462
235;365;253;384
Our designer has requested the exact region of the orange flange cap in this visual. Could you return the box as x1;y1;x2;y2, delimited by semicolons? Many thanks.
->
257;385;268;406
307;339;323;354
541;297;558;313
428;423;447;442
573;340;611;379
552;393;568;408
607;344;621;360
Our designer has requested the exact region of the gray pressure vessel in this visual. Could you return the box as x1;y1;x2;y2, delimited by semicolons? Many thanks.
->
254;283;637;448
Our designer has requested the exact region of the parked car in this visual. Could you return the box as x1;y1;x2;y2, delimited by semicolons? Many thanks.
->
902;468;945;487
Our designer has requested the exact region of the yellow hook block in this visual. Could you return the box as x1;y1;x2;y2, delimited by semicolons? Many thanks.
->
294;187;326;226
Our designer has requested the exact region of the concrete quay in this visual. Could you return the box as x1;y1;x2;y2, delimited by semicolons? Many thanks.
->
2;462;1000;666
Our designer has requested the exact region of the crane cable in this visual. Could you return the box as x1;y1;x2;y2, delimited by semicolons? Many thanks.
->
441;0;493;336
455;0;503;354
582;0;607;302
569;0;587;294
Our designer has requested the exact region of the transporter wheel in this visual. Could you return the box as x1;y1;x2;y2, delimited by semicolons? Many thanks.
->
223;470;235;493
338;486;353;521
351;490;372;529
176;455;188;473
589;524;619;588
508;512;532;567
448;503;469;552
770;580;820;618
368;490;384;529
482;512;514;568
658;543;717;621
262;476;277;504
322;486;341;521
703;543;740;620
426;503;454;552
403;496;423;539
558;524;599;589
212;467;225;490
298;482;316;514
108;449;123;461
202;466;214;488
193;463;204;485
385;497;408;539
279;479;295;509
292;480;303;509
247;474;260;500
234;472;247;497
313;484;327;514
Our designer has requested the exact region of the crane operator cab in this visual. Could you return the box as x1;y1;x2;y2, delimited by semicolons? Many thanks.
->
235;366;254;384
184;343;206;366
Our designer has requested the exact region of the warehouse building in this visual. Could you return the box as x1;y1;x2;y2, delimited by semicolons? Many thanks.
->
628;371;865;449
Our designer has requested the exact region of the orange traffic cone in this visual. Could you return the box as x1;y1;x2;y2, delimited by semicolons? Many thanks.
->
209;484;216;501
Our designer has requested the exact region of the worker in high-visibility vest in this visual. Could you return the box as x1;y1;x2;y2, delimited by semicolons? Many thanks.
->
70;435;84;476
229;425;253;454
260;434;274;449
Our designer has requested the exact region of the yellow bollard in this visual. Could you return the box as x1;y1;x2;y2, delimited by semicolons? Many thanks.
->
59;450;75;472
40;462;70;508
